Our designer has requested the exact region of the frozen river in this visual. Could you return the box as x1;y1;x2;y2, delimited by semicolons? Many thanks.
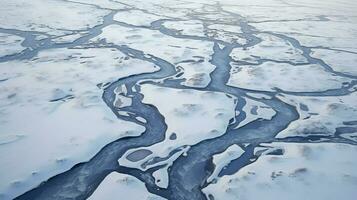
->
0;0;357;199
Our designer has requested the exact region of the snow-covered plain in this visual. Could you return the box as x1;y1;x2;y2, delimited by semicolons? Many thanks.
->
1;0;357;199
228;62;351;92
92;24;215;88
276;92;357;139
0;0;110;36
118;84;236;170
203;143;357;200
88;172;165;200
0;33;25;57
0;47;157;199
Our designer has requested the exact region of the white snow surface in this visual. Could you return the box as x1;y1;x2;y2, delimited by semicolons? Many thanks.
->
203;142;357;200
230;33;307;64
0;33;25;57
0;47;158;199
207;144;244;183
276;92;357;138
228;62;351;92
93;24;215;88
0;0;109;36
118;84;236;170
311;49;357;76
163;20;205;37
114;10;165;26
235;97;276;129
71;0;129;10
223;0;357;51
88;172;165;200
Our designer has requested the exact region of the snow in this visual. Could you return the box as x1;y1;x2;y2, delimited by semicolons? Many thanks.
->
228;62;351;92
0;47;158;199
118;84;236;171
0;33;25;57
70;0;129;10
311;49;357;76
113;0;206;19
276;92;357;138
52;33;86;44
253;20;357;51
203;142;357;200
2;0;357;199
207;24;242;34
230;33;307;64
152;146;190;188
206;24;246;44
88;172;165;200
0;0;109;36
246;93;272;100
207;144;244;183
221;0;357;51
235;98;276;129
114;10;165;26
93;24;215;88
163;20;205;37
222;1;331;22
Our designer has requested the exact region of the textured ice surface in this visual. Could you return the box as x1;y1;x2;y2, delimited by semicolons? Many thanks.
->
276;92;357;138
230;33;307;64
311;49;357;76
118;84;236;169
70;0;129;10
163;20;205;37
152;146;190;188
0;47;158;199
236;98;276;129
51;33;87;44
223;0;357;51
93;25;215;88
1;0;357;199
253;20;357;51
0;0;109;36
0;33;25;57
228;62;351;92
207;144;244;183
88;172;165;200
114;10;165;26
207;25;246;44
203;143;357;200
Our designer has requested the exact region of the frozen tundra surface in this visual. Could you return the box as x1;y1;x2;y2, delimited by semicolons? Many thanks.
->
203;143;357;200
0;0;357;200
88;172;165;200
0;33;25;57
0;47;158;199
